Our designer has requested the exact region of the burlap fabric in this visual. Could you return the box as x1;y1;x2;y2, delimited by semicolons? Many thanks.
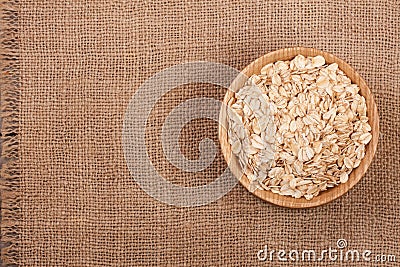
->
1;0;399;266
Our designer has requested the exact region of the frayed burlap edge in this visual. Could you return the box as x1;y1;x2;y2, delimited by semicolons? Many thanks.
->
1;0;20;266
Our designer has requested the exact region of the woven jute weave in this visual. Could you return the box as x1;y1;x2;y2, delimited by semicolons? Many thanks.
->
1;0;399;266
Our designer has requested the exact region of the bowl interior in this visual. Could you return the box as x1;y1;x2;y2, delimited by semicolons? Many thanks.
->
219;47;379;208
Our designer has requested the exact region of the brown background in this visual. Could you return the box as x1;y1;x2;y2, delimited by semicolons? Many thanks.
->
1;0;400;266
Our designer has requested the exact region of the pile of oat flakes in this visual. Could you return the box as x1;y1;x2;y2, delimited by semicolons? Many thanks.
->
227;55;372;200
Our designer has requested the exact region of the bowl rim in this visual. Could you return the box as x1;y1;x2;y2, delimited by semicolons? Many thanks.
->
218;47;379;208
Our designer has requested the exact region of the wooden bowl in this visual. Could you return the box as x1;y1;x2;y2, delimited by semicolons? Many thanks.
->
219;47;379;208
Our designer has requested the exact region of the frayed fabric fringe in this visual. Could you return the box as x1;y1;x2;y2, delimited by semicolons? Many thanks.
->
1;0;20;266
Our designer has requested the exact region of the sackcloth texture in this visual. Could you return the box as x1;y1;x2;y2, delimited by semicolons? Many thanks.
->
1;0;399;266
